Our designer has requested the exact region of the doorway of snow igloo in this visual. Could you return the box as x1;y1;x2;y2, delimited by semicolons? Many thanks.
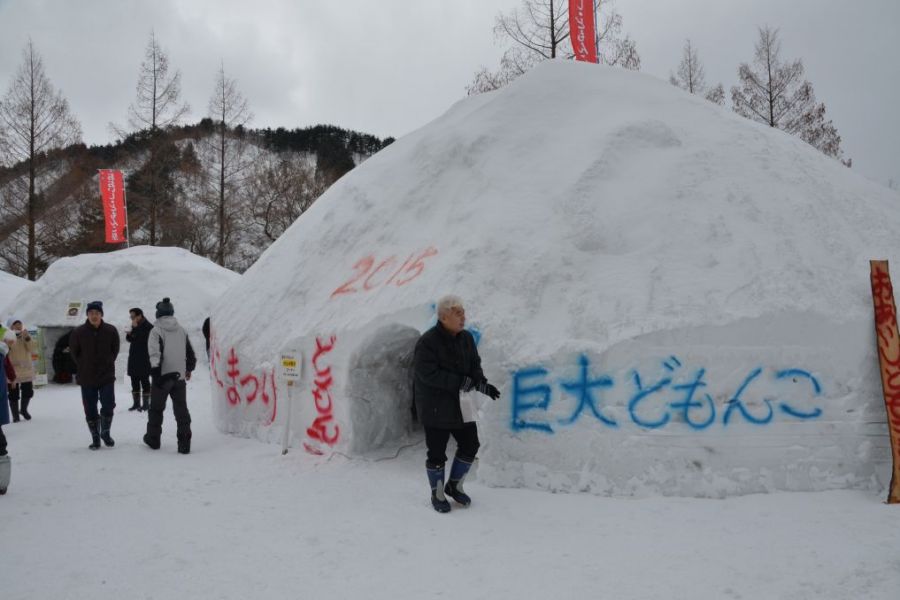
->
345;323;421;453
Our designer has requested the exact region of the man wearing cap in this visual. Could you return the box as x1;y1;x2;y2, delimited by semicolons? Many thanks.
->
143;297;197;454
69;301;120;450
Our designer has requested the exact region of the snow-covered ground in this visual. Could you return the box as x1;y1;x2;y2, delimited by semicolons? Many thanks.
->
2;367;898;599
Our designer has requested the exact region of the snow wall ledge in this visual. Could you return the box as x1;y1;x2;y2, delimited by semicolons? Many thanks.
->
209;307;892;498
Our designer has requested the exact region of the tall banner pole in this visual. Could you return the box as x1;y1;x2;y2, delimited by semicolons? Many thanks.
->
123;180;131;248
869;260;900;503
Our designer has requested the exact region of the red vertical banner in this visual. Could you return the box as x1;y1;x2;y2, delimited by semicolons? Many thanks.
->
569;0;597;63
98;169;127;244
870;260;900;503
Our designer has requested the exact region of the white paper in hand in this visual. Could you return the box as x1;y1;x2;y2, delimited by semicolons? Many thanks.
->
459;390;486;423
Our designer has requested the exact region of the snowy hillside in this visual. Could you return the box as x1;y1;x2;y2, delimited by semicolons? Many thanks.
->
210;60;897;497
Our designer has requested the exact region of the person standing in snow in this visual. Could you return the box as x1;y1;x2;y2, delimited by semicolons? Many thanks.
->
6;319;38;421
0;327;17;494
125;308;153;412
69;301;120;450
413;295;501;513
143;298;197;454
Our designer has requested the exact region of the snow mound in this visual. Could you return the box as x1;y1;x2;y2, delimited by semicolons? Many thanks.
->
210;60;897;497
0;270;33;317
8;245;239;334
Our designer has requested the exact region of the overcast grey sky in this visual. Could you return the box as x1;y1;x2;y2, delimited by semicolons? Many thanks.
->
1;0;897;187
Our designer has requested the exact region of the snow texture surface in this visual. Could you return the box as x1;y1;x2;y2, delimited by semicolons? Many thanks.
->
0;269;32;317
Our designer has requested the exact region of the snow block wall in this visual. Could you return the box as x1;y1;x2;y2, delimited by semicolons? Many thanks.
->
210;60;899;497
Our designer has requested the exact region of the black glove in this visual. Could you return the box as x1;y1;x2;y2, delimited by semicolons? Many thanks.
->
475;380;501;400
460;375;476;392
150;366;162;388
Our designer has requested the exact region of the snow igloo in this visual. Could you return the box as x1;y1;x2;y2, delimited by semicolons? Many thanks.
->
7;246;239;383
210;60;899;497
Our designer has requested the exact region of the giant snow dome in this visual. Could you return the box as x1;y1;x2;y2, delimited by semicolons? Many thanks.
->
211;60;898;497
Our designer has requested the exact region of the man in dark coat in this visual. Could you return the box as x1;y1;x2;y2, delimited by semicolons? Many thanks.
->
413;295;500;513
126;308;153;411
52;331;77;383
69;301;120;450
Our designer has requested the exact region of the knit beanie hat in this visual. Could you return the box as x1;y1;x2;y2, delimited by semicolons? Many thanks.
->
155;297;175;318
86;300;104;316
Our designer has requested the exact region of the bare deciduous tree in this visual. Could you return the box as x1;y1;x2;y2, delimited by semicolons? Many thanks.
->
206;63;252;266
247;153;322;244
670;39;705;94
123;31;190;244
127;31;190;133
469;0;640;95
496;0;571;60
704;83;725;106
669;39;724;105
0;40;81;279
731;26;847;163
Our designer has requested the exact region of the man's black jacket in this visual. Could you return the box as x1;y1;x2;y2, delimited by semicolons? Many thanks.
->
70;320;120;387
413;322;484;429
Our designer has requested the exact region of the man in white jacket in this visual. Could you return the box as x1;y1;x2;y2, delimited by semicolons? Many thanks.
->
143;298;197;454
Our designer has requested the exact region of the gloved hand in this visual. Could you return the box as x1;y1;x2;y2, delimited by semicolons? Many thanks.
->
460;375;476;392
475;380;501;400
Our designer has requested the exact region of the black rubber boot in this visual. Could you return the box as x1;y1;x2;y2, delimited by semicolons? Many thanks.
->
0;454;9;495
141;393;150;412
177;429;192;455
444;456;474;506
8;395;19;423
129;391;141;411
19;396;31;420
100;415;115;447
143;433;160;450
427;464;451;513
87;419;101;450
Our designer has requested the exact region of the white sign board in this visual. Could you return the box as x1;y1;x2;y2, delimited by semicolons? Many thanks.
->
65;301;84;323
279;352;301;383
